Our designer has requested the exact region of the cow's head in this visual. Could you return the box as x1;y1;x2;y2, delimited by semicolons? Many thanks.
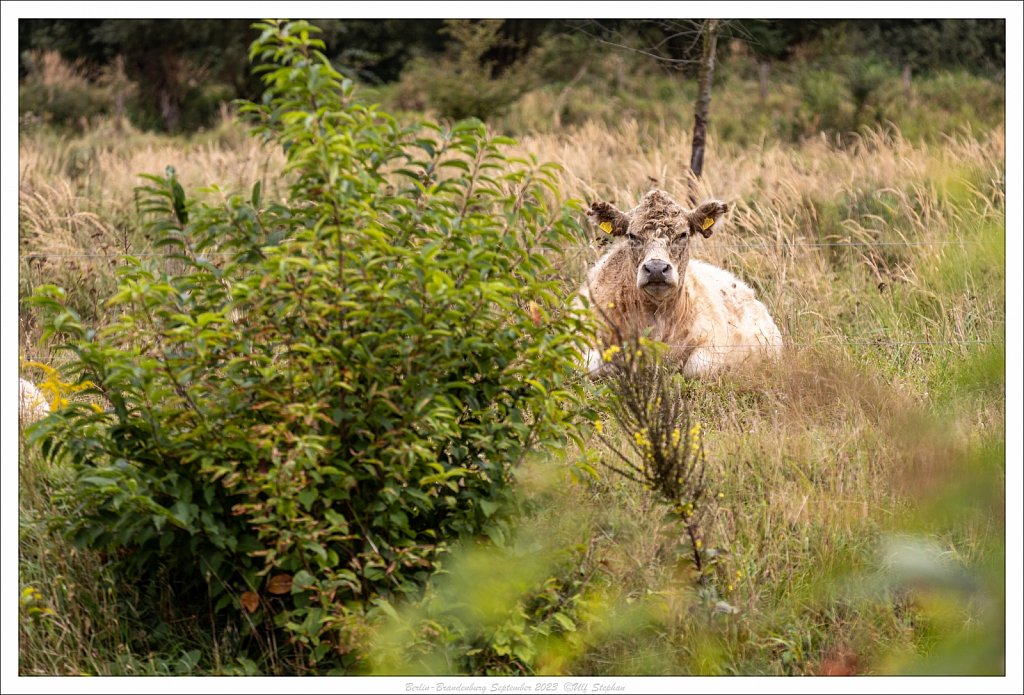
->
587;190;727;302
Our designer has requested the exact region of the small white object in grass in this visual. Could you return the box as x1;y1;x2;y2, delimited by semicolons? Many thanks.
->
19;378;51;425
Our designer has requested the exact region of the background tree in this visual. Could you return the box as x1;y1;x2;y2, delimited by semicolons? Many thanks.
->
565;19;726;199
688;18;720;200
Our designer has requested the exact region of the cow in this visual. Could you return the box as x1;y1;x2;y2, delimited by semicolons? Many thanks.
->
579;189;783;378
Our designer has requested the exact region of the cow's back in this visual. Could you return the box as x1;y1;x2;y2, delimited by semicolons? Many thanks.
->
672;260;783;374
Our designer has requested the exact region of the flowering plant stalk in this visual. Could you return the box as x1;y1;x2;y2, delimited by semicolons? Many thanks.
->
591;336;712;576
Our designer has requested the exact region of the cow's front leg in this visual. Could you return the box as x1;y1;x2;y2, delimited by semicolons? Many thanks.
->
681;346;720;378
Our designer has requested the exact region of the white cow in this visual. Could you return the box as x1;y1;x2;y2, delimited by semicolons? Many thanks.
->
580;189;783;377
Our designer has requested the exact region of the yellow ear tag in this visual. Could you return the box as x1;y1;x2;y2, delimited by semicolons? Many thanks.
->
701;217;715;231
599;221;613;234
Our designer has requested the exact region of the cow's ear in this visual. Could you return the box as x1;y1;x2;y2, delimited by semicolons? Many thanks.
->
587;201;630;237
687;199;728;238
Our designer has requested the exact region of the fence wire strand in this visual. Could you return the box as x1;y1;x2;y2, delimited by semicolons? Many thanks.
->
17;237;993;261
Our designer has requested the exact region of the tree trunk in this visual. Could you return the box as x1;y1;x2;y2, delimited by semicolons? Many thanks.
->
159;89;182;133
689;19;720;204
758;59;770;104
552;64;587;130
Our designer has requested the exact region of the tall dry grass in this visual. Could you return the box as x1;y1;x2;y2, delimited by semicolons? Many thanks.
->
18;118;287;358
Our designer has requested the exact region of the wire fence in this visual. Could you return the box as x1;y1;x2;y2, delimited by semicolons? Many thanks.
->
16;237;995;260
654;339;996;350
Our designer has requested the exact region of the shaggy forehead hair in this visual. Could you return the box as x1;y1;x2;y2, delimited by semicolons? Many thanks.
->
588;189;724;244
627;190;689;237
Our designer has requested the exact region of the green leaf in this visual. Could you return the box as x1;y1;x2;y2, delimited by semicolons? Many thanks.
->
297;487;318;511
292;570;315;590
373;598;401;622
552;612;576;632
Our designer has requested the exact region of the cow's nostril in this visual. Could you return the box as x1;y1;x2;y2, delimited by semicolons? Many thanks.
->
642;260;671;279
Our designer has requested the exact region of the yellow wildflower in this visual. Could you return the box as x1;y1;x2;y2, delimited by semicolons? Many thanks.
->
601;345;621;362
22;360;94;410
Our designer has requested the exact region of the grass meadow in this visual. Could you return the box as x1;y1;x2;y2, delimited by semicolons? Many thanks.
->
16;61;1009;677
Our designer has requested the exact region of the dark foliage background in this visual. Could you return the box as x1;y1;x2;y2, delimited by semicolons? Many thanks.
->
19;18;1005;132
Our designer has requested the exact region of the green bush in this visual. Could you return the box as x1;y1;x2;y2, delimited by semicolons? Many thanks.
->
178;82;235;132
30;19;589;673
891;70;1006;140
795;57;896;139
372;540;594;675
842;56;894;121
18;51;132;131
394;20;536;122
795;69;853;137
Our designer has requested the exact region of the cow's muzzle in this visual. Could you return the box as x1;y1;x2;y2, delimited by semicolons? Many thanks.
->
638;259;677;297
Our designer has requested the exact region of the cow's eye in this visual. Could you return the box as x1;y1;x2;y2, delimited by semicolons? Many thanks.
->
672;232;689;244
626;233;642;244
